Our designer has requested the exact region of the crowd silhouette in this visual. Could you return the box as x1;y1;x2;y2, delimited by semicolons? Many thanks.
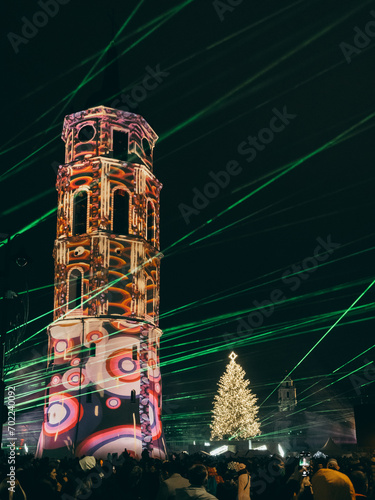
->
1;448;374;500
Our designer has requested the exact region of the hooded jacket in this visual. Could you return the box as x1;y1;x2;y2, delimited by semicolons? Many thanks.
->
311;468;355;500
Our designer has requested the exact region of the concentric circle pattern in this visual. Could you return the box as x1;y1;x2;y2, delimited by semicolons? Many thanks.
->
106;349;140;383
86;330;104;344
44;393;83;437
106;397;121;409
51;375;61;386
85;337;141;397
62;368;89;390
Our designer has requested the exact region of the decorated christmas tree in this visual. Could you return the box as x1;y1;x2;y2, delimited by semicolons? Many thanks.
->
210;352;261;440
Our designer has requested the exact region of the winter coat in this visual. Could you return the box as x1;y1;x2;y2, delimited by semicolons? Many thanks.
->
237;471;250;500
311;468;355;500
176;485;218;500
157;474;191;500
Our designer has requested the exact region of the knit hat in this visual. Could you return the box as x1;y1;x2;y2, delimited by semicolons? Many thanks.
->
79;456;96;471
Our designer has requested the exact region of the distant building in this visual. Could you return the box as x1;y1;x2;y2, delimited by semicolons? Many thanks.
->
269;376;356;454
278;376;297;412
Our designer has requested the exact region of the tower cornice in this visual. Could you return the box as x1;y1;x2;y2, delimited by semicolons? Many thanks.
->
62;106;158;145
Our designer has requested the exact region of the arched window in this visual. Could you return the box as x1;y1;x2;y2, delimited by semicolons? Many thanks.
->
113;189;129;234
147;201;155;243
73;190;88;235
146;279;154;316
131;390;136;403
142;138;151;158
68;269;83;309
113;129;129;161
132;345;138;360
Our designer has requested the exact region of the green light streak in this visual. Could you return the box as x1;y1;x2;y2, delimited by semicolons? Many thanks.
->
160;4;365;146
0;136;58;182
299;361;374;404
6;252;160;354
188;113;375;248
49;0;146;128
0;0;196;183
161;231;375;321
332;345;375;374
260;278;375;407
261;378;375;429
18;1;198;104
0;188;56;217
0;1;196;158
0;207;57;250
44;0;196;131
297;342;375;398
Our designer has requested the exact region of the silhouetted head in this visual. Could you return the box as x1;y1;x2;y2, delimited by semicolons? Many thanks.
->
350;471;368;495
188;465;208;486
327;459;339;471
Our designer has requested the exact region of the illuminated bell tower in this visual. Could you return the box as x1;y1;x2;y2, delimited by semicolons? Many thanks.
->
278;376;297;412
37;106;165;458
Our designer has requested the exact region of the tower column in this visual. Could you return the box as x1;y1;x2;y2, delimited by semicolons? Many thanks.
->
37;106;165;459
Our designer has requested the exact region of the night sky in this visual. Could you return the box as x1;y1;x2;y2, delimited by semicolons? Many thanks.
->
2;0;375;446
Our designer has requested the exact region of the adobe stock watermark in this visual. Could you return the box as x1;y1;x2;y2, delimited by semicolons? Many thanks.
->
251;457;294;496
178;106;296;224
349;358;375;396
212;0;243;22
7;0;71;54
222;235;341;344
339;10;375;63
110;65;170;113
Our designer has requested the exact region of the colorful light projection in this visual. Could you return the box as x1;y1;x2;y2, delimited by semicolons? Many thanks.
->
37;106;165;459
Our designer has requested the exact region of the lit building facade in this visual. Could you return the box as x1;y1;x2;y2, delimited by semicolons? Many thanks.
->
37;106;165;458
278;376;297;412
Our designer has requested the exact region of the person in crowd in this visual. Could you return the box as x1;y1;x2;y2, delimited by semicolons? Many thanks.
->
38;463;62;500
73;455;100;499
311;461;356;500
216;471;237;500
237;464;251;500
2;448;375;500
0;478;27;500
157;460;190;500
370;454;375;495
295;475;314;500
327;459;340;471
176;464;217;500
206;467;222;497
350;470;369;498
128;465;144;500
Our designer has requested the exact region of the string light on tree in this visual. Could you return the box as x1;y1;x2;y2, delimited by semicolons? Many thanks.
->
210;352;261;440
